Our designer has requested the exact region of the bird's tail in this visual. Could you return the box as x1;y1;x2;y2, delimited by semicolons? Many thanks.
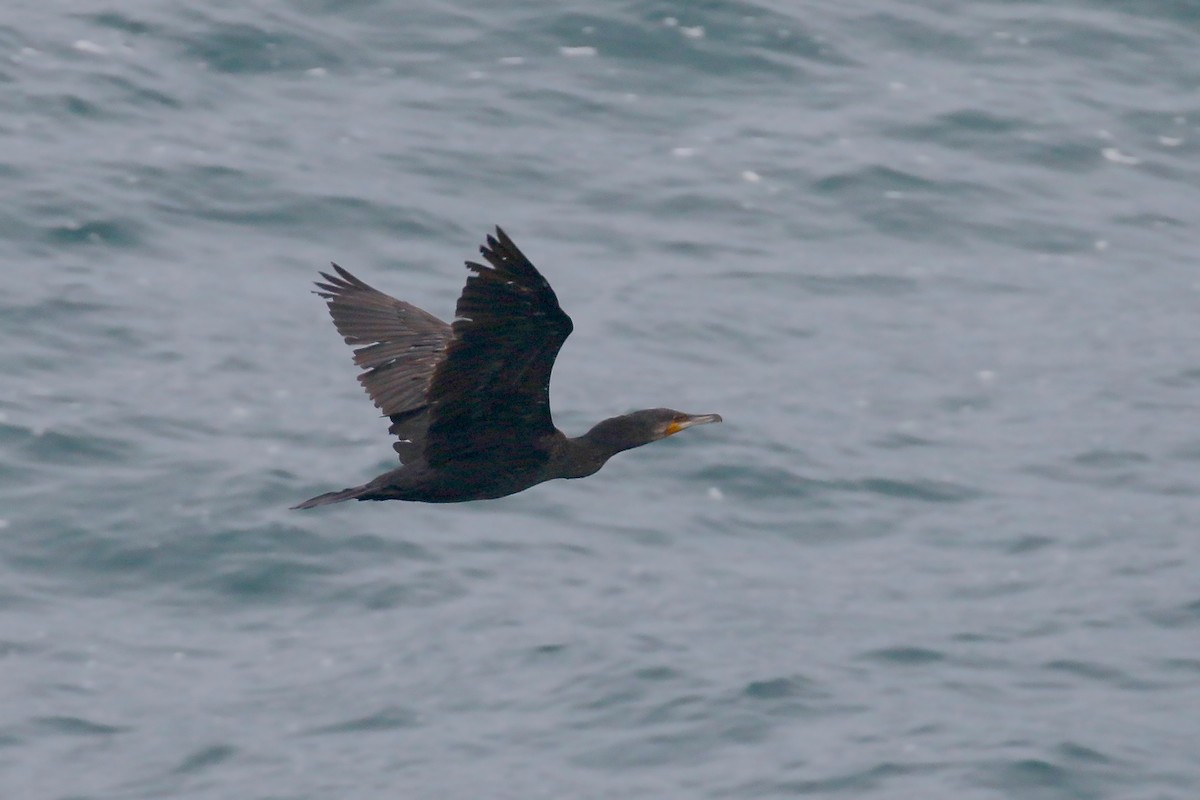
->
291;483;369;510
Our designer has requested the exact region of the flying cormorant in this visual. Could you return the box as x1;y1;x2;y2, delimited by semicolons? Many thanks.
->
293;228;722;508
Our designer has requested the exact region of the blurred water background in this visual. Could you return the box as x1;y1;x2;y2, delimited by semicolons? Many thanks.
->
2;1;1199;798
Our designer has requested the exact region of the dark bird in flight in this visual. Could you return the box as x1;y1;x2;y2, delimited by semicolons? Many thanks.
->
293;228;722;508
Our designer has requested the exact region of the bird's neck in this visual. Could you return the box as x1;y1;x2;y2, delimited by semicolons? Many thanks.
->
566;415;648;473
550;435;611;480
550;417;641;480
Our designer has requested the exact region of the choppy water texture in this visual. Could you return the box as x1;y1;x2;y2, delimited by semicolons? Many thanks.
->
2;1;1199;798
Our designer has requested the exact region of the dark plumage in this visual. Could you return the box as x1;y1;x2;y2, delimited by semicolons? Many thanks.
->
293;228;721;508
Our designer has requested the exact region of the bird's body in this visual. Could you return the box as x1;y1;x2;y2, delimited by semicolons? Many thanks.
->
303;431;594;505
293;228;721;509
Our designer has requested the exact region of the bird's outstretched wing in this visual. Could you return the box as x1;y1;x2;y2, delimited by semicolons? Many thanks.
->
314;265;452;463
423;227;574;468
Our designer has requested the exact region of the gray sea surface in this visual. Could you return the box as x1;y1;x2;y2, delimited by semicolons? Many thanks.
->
2;1;1199;798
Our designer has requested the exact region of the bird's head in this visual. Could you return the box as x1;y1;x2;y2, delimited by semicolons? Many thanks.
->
583;408;723;454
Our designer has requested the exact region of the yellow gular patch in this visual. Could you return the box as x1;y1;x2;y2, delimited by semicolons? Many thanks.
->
664;421;683;436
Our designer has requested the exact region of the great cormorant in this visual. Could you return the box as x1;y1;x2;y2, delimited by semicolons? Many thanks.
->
293;228;721;508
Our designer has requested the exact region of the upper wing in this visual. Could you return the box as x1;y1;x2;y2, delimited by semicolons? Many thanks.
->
314;265;452;463
422;227;574;468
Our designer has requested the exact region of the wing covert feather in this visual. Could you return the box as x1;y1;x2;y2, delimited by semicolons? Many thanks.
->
423;228;573;468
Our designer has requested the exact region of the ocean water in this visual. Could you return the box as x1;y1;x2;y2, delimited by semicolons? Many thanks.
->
2;1;1199;798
